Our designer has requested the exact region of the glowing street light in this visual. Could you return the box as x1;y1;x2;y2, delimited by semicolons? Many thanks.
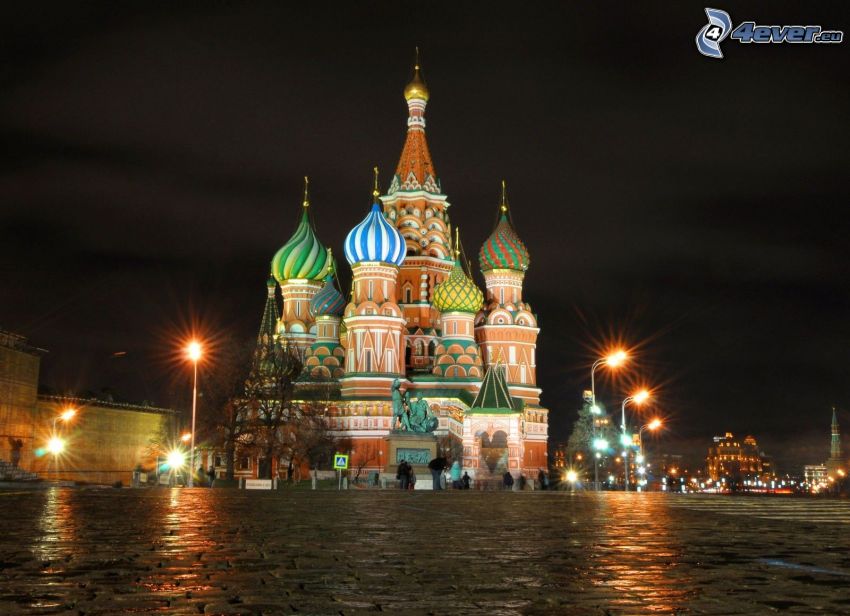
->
46;437;65;455
187;341;202;362
566;469;578;483
53;407;77;430
589;349;629;490
639;418;662;456
166;449;186;470
621;390;651;492
181;432;192;443
591;351;629;403
185;340;203;487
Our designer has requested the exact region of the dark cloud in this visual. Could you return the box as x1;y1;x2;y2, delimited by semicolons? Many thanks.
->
2;1;849;472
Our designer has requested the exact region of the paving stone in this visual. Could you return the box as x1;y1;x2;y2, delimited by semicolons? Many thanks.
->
1;489;849;614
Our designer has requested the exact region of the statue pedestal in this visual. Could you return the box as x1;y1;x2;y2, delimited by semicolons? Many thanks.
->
384;431;437;482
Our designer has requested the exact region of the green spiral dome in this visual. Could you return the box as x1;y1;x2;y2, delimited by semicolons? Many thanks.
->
272;209;331;282
433;259;483;313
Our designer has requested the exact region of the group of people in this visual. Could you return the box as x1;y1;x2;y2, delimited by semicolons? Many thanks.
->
396;457;471;490
502;468;549;490
396;460;551;491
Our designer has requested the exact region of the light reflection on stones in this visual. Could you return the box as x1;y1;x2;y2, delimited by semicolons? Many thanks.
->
35;487;76;563
591;493;695;612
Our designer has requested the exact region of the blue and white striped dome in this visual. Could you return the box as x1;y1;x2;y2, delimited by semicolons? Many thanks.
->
344;202;406;266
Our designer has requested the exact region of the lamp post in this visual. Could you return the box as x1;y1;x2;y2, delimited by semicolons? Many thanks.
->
590;350;627;491
186;341;202;488
621;390;650;492
638;419;662;458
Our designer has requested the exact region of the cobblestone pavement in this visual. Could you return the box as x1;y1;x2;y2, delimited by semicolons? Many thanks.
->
1;488;849;615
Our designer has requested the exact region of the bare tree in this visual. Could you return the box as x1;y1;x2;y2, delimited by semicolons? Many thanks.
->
241;340;302;479
199;335;255;481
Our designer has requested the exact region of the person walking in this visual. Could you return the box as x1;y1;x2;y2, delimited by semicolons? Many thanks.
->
537;468;547;491
462;471;471;489
450;460;462;489
503;471;514;490
397;460;410;490
409;467;417;490
428;456;447;490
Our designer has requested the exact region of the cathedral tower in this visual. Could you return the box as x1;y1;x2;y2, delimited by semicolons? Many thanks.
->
303;254;346;380
340;169;408;399
431;229;484;380
475;182;541;405
380;50;454;373
271;177;332;354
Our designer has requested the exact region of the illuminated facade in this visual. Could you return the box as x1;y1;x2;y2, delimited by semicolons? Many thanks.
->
706;432;774;483
803;464;828;492
259;56;548;478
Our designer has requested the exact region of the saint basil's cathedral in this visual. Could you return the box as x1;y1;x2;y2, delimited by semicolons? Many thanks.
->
256;56;549;479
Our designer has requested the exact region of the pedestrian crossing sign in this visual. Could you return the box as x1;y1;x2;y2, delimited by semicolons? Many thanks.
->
333;454;349;470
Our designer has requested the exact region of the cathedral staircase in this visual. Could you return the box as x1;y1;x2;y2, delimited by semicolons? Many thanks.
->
0;459;39;482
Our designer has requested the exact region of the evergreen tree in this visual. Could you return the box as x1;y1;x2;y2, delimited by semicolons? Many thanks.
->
565;398;616;458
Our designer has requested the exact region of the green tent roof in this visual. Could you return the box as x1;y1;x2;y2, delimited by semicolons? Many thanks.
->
469;364;517;414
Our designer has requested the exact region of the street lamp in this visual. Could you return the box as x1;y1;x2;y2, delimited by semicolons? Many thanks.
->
186;340;202;487
639;418;662;457
46;436;65;455
589;350;628;490
53;407;77;431
621;390;650;492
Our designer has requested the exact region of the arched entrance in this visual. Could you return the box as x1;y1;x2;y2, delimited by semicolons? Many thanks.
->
479;429;509;474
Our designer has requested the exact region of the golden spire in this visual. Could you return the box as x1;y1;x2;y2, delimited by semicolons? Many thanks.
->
499;179;509;214
302;176;310;208
326;247;334;276
454;226;461;260
372;166;380;201
404;46;430;102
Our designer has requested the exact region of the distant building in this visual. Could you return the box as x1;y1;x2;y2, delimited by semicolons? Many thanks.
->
706;432;774;485
803;464;828;492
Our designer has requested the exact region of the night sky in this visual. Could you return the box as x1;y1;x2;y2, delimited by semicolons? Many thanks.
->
2;2;849;471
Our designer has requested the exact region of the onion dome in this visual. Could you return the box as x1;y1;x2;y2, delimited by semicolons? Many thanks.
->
344;168;406;267
479;180;530;272
310;275;345;317
433;259;483;313
403;47;429;102
271;177;331;282
310;253;345;318
433;230;483;313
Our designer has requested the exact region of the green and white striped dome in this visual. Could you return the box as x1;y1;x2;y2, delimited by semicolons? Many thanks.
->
271;181;331;282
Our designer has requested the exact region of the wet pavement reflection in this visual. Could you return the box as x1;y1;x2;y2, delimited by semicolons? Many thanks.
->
0;488;848;614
